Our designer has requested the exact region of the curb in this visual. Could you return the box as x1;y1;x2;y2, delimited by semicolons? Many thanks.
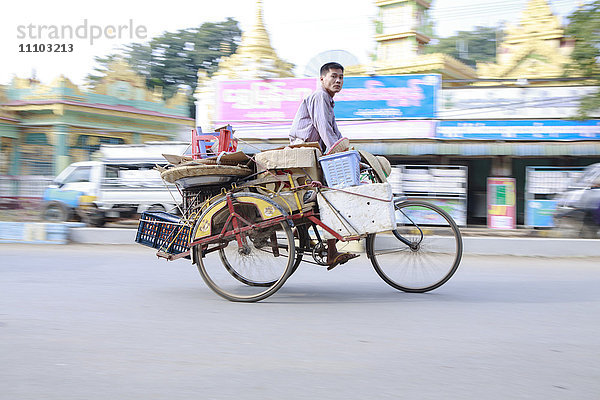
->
1;223;599;257
0;221;85;244
69;227;137;245
462;237;600;257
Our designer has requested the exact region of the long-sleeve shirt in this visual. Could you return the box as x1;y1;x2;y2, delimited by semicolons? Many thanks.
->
289;87;342;152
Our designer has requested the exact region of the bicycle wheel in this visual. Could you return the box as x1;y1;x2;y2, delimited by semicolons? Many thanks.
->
193;193;296;302
216;206;309;287
367;200;462;293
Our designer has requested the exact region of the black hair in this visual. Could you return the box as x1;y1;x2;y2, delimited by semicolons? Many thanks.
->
320;62;344;77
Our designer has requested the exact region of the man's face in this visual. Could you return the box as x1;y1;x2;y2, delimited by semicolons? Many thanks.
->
320;68;344;96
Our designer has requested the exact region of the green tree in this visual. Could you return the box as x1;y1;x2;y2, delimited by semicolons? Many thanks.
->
565;0;600;118
86;18;242;115
425;26;502;67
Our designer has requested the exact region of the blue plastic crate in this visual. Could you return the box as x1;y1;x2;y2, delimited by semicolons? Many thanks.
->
135;211;191;254
319;150;361;188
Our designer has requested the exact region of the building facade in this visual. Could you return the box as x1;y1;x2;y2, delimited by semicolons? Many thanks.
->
194;0;599;226
0;60;194;177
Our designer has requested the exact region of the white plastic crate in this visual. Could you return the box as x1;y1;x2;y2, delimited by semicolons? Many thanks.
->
318;150;360;189
317;183;395;239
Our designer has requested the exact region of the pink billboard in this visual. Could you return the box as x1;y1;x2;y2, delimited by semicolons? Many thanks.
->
215;75;439;122
216;78;317;122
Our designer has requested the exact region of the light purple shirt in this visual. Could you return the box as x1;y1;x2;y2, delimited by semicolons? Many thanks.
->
289;87;342;152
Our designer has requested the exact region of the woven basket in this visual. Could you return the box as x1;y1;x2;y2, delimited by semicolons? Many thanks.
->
161;164;252;184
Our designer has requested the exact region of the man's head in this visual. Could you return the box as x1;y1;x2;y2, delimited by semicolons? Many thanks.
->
320;62;344;97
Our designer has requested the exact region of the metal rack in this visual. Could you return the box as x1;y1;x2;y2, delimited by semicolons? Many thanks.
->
525;166;585;227
389;165;468;226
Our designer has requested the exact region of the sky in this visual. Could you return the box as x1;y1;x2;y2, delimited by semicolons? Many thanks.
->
0;0;581;87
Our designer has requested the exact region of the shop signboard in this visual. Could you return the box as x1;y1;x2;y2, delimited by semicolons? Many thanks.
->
525;199;558;227
216;78;316;122
439;86;600;119
487;177;516;229
437;120;600;140
230;119;437;140
216;74;440;122
333;74;439;119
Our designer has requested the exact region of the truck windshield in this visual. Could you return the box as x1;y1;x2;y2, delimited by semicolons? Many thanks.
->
56;166;92;184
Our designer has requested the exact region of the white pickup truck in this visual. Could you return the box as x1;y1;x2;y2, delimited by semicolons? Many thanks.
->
41;142;188;226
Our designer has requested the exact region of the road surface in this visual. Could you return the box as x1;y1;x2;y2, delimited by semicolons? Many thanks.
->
1;244;599;399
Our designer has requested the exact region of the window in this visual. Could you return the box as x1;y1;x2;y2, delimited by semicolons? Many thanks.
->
61;166;92;184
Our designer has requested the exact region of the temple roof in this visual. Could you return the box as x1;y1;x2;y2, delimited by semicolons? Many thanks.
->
477;0;573;80
346;53;478;81
504;0;564;43
3;60;191;118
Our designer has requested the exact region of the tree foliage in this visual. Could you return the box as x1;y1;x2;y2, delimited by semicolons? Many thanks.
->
565;0;600;118
425;26;502;67
86;18;242;115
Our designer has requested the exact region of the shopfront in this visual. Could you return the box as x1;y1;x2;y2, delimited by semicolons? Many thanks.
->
209;76;600;226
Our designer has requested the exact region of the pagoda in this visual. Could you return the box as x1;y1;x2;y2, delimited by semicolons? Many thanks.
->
195;0;294;131
477;0;574;81
212;0;294;80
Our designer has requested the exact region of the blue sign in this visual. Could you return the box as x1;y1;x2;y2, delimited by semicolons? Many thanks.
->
526;200;558;227
437;120;600;140
334;75;440;119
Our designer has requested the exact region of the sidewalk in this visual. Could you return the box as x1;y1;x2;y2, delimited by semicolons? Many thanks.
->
1;220;599;257
69;225;600;258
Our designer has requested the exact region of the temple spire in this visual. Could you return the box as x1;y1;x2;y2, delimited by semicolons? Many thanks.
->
237;0;276;59
211;0;293;79
256;0;264;24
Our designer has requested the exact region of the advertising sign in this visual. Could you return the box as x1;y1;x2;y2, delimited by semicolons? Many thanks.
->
439;86;600;119
228;119;437;140
334;74;439;119
437;120;600;141
216;74;440;122
216;78;316;122
487;177;516;229
525;200;558;227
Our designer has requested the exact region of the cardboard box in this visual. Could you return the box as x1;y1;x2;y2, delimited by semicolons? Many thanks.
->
254;146;322;183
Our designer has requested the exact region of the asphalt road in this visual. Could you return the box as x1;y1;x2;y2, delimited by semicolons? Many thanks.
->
1;244;599;400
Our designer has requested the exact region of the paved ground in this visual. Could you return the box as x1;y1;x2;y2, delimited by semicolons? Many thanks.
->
1;244;599;399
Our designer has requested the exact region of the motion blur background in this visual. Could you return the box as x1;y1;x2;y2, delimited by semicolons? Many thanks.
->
0;0;598;235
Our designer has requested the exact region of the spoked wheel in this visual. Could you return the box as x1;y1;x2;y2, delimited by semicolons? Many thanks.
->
366;200;463;293
193;193;296;302
217;209;309;286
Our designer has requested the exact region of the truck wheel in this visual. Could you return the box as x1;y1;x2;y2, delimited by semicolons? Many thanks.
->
79;207;106;227
42;202;70;222
88;215;106;227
